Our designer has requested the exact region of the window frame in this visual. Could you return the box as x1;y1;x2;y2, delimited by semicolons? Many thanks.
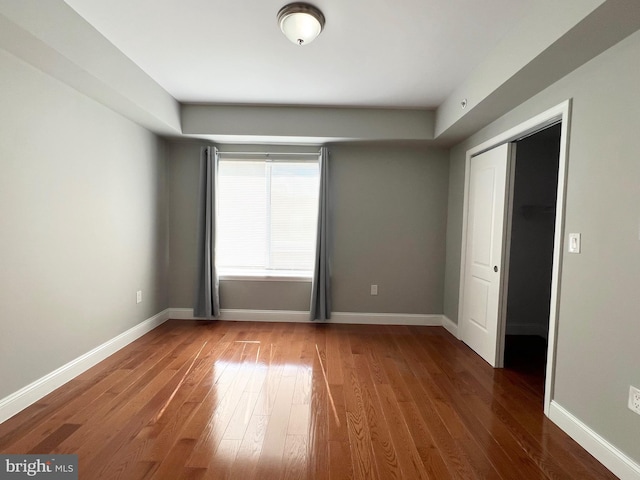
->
215;152;320;282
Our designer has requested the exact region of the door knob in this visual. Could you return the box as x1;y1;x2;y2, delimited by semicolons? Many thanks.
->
493;266;498;272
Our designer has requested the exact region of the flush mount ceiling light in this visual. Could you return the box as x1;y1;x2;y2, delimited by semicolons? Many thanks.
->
277;3;325;46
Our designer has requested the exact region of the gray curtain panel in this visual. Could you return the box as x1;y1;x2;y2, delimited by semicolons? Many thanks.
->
194;146;220;318
310;147;331;320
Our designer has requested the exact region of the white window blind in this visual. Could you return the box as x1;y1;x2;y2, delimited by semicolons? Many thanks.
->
217;157;320;276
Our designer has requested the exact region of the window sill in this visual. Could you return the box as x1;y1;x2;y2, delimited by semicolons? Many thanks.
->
218;270;313;283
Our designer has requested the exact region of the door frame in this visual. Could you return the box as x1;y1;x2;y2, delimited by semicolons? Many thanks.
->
457;100;572;416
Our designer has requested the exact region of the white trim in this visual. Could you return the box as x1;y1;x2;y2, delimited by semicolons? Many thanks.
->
549;401;640;480
544;105;571;416
457;100;571;416
170;308;308;322
223;309;309;323
441;315;459;338
329;312;443;326
0;309;170;424
219;272;312;283
170;308;448;327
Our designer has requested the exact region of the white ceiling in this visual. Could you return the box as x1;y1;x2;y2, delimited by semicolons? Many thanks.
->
63;0;540;109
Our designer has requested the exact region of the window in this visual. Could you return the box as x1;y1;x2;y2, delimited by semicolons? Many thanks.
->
216;155;320;278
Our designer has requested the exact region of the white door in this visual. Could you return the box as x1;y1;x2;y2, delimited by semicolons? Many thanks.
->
460;143;511;367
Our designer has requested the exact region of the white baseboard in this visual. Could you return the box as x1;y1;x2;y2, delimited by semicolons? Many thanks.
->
441;315;459;338
549;401;640;480
170;308;447;327
330;312;443;326
506;322;548;339
0;309;170;424
170;307;308;322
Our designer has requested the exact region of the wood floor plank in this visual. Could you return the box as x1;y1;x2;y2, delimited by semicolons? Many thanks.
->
340;338;379;480
27;423;81;454
306;328;330;480
75;368;185;474
0;321;620;480
352;353;402;480
148;437;198;480
387;331;481;479
328;440;354;480
3;370;128;453
397;399;454;480
185;342;264;468
254;376;296;474
282;434;308;480
227;414;269;480
325;326;344;386
375;383;431;480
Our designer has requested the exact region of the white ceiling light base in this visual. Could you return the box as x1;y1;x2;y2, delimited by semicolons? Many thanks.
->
277;3;325;46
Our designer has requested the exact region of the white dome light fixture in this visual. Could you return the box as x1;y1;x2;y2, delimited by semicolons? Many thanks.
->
277;3;325;46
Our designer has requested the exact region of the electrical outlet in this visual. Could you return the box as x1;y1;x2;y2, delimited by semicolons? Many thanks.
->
136;290;143;304
629;386;640;415
370;284;378;296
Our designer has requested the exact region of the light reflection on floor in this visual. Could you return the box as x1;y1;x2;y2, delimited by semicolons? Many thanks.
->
195;340;315;465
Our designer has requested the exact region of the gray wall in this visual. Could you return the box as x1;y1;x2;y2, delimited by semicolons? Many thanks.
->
330;145;448;313
0;49;169;399
444;30;640;463
167;143;449;314
166;141;201;309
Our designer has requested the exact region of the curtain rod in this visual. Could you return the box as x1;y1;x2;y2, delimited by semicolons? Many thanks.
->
216;151;321;156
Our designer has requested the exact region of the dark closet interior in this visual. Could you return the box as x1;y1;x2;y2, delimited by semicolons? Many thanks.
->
504;123;561;394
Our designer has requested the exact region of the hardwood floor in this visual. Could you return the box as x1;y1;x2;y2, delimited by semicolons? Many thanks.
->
0;320;617;479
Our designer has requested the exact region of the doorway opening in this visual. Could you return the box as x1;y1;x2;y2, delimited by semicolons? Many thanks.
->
503;123;562;396
457;100;571;415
